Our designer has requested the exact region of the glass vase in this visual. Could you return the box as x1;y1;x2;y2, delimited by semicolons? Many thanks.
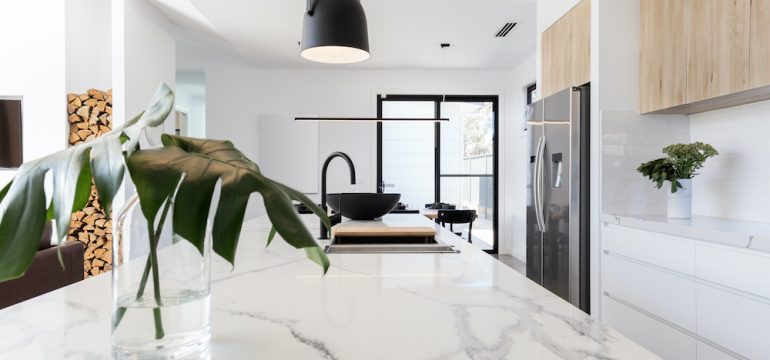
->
112;194;212;359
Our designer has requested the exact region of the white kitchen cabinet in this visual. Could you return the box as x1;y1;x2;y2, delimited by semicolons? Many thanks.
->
601;221;770;359
696;244;770;299
603;295;697;360
697;284;770;359
602;224;695;275
603;254;696;331
697;341;738;360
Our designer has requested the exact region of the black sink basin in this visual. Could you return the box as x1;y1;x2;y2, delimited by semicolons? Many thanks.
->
326;193;401;220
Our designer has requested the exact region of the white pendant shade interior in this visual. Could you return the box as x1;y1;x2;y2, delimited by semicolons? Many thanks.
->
300;46;370;64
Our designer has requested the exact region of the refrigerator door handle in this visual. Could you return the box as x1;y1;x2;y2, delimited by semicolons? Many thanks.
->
532;137;542;232
537;137;547;232
534;137;546;232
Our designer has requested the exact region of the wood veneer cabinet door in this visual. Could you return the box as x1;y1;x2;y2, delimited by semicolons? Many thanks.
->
570;0;591;89
687;0;751;103
541;0;590;98
542;14;569;98
751;0;770;88
639;0;687;113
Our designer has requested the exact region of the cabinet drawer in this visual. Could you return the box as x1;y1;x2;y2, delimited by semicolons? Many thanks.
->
697;341;739;360
602;224;695;275
603;295;696;360
603;254;696;331
696;245;770;299
697;284;770;359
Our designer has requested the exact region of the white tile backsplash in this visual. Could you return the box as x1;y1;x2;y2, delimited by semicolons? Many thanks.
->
601;110;690;216
690;100;770;222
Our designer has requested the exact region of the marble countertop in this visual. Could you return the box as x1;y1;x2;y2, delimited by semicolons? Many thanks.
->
602;213;770;253
0;214;655;359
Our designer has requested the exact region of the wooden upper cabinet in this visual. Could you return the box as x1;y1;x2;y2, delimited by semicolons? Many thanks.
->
639;0;688;113
541;0;591;98
751;0;770;88
542;17;568;98
686;0;751;103
570;0;591;87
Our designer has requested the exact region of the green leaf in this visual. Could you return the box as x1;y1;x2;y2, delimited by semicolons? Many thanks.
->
125;135;329;273
271;181;330;231
305;247;330;273
90;118;134;218
0;181;11;203
267;226;277;247
72;155;93;213
51;147;90;241
0;83;174;282
0;168;48;281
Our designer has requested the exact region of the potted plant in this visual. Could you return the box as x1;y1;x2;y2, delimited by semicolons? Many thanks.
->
637;142;718;219
0;84;330;358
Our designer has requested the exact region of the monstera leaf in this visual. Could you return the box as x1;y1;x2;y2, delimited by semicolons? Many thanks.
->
125;135;331;272
0;84;174;282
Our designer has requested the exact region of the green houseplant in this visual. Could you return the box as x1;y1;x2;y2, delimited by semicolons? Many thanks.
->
0;84;330;358
637;142;718;218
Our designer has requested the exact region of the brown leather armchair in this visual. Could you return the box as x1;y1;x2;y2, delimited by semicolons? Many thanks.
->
0;223;85;309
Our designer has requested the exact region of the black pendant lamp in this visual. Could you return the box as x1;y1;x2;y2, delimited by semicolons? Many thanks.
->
301;0;370;64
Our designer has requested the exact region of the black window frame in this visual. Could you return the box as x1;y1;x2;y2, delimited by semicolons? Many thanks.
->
526;83;537;105
376;94;500;254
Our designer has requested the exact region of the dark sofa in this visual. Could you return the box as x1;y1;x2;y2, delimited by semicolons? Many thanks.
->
0;223;85;309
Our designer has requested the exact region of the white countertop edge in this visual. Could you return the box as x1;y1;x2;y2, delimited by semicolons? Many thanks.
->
602;213;770;254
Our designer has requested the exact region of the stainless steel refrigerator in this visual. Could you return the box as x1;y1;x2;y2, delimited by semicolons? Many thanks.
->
526;85;590;313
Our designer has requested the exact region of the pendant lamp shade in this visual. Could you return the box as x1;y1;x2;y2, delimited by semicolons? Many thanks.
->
301;0;370;64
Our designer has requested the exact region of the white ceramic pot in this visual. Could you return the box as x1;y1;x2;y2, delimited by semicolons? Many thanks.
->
667;179;692;219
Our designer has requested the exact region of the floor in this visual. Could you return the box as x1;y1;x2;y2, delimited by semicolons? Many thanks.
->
494;254;526;275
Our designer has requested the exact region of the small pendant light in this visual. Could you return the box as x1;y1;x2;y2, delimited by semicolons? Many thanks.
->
301;0;370;64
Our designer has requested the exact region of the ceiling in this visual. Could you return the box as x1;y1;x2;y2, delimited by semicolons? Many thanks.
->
149;0;537;70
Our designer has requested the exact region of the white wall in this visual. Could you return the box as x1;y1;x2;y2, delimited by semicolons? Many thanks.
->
113;0;175;133
0;1;67;187
66;0;111;94
178;43;536;255
112;0;176;215
176;71;206;138
690;100;770;223
506;54;536;261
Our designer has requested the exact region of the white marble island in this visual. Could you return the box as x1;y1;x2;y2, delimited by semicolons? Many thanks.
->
0;214;655;359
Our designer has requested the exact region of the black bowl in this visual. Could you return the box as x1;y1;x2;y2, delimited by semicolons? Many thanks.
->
326;193;401;220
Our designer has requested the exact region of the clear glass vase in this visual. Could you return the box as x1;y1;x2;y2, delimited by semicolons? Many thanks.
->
112;194;212;359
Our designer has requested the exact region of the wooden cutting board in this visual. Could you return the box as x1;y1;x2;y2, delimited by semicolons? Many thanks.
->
333;226;436;237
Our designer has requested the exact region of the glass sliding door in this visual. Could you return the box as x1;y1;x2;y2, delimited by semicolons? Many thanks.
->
377;95;499;253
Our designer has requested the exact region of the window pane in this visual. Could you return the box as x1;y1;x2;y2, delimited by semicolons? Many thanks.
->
381;101;435;208
440;102;494;175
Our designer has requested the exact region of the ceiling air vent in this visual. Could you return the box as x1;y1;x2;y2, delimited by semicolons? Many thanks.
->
495;22;517;37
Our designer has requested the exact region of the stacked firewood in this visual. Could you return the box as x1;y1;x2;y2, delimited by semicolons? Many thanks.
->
67;89;112;145
66;89;115;277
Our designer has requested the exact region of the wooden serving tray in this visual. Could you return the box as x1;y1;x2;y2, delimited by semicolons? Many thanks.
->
332;226;436;237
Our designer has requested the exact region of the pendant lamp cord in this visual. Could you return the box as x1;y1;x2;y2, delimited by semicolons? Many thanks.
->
306;0;318;15
441;43;450;103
